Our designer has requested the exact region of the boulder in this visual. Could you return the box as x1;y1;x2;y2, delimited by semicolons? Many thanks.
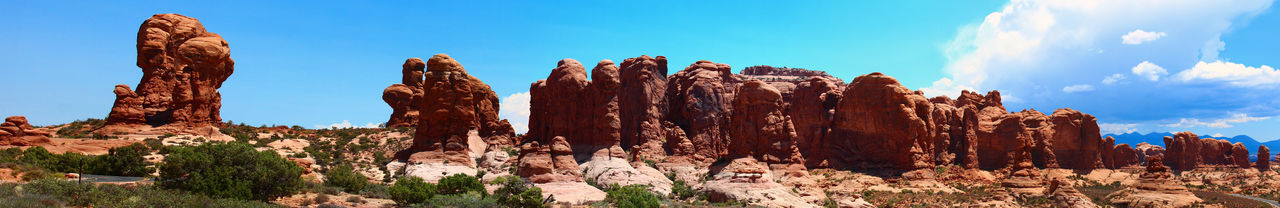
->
1230;142;1250;168
666;60;742;161
517;137;583;183
103;13;234;130
1113;143;1140;168
1134;142;1165;165
0;116;52;146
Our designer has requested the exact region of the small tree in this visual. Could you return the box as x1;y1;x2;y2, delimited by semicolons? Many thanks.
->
92;143;154;176
493;175;547;208
389;177;436;204
436;173;485;196
605;184;661;208
324;164;368;193
158;142;304;201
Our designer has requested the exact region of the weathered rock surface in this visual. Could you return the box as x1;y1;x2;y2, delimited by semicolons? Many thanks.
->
402;54;513;166
1135;142;1166;165
826;72;935;170
517;136;582;183
666;60;742;161
382;58;426;128
704;157;818;208
790;77;843;167
618;55;669;162
1046;178;1098;208
102;13;234;133
1259;145;1271;172
1107;156;1202;207
1047;108;1105;170
528;59;623;156
1113;143;1141;168
728;80;803;165
1230;142;1250;168
0;116;52;146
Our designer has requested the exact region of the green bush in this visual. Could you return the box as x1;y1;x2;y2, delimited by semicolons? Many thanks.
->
605;184;661;208
360;183;390;199
437;173;486;196
324;165;368;193
669;180;696;200
416;192;499;208
389;177;436;204
4;179;280;207
492;175;548;208
90;143;154;176
158;142;304;201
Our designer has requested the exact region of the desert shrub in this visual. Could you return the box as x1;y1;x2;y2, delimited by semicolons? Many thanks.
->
389;177;436;204
437;173;485;196
0;147;21;163
669;180;696;200
54;118;106;138
89;143;154;176
313;194;331;204
492;175;548;208
416;192;499;208
324;164;368;193
158;142;304;201
605;184;661;208
361;183;391;199
4;179;281;207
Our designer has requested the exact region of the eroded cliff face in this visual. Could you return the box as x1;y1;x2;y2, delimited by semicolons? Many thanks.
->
100;13;235;134
383;58;426;128
400;54;513;166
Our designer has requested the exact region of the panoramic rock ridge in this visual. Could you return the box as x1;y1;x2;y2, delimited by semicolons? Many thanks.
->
99;13;235;135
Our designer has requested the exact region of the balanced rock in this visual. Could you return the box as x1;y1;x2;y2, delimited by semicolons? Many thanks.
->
102;13;234;132
382;58;426;127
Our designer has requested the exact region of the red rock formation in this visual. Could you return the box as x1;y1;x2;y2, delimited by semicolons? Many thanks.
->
1230;142;1250;168
1101;137;1116;168
1113;143;1140;168
727;80;803;164
827;72;935;170
106;85;146;126
1046;108;1105;170
739;65;844;114
1259;145;1271;171
103;13;234;130
517;136;583;183
383;58;426;127
789;77;842;167
666;60;742;160
1163;132;1202;171
618;55;669;161
975;110;1045;170
527;59;624;157
0;116;52;146
1134;142;1165;165
405;54;511;166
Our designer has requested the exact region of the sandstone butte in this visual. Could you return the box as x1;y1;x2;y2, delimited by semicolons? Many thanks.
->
96;13;235;137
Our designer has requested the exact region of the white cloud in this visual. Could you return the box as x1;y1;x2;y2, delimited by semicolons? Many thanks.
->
1212;133;1225;137
919;77;974;98
1101;73;1126;85
1121;30;1167;45
314;120;380;129
1099;123;1139;135
498;92;531;134
1062;84;1094;93
1130;61;1167;81
1174;61;1280;87
1161;113;1271;128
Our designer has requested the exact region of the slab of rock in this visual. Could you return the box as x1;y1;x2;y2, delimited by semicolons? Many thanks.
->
517;137;583;183
101;13;234;134
827;72;935;170
1045;178;1098;208
704;157;818;208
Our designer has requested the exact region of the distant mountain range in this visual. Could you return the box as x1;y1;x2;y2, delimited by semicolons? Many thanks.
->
1104;132;1279;160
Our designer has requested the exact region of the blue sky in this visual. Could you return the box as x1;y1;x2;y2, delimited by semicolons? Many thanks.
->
3;1;1279;141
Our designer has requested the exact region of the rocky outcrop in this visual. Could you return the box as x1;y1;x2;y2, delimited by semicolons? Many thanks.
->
382;58;426;128
0;116;52;146
728;80;803;165
517;136;582;183
618;55;669;161
1107;156;1202;207
102;13;234;132
826;72;935;170
1134;142;1165;165
789;77;842;166
665;60;742;161
1113;143;1140;168
1163;132;1201;171
403;54;513;166
1259;145;1271;172
1047;108;1105;170
740;65;844;116
1230;142;1250;168
975;110;1050;170
1045;178;1097;207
